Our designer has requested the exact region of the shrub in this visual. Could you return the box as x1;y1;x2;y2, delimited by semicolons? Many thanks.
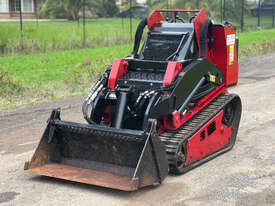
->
0;70;24;97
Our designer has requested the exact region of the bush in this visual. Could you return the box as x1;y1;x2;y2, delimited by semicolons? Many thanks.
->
39;1;67;19
39;0;119;20
0;70;24;97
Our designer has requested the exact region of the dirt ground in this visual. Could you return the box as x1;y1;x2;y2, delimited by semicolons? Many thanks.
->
0;53;275;206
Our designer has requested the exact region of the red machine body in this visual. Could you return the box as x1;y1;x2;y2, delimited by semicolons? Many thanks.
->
108;9;239;131
25;9;242;191
147;10;240;172
105;9;241;173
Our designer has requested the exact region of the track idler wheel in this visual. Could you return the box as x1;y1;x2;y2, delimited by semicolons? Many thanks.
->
222;96;242;148
169;142;187;174
222;102;235;127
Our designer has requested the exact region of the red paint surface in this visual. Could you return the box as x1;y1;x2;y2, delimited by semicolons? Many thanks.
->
224;26;239;86
185;110;233;164
147;10;164;30
210;26;239;86
163;62;182;86
108;58;128;90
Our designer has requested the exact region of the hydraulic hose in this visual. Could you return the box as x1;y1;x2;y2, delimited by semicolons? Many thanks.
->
132;18;147;57
82;71;109;124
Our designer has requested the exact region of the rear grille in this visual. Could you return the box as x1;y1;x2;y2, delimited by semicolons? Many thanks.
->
119;71;164;82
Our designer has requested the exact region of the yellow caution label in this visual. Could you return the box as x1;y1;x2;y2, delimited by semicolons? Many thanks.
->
209;75;216;83
229;45;234;65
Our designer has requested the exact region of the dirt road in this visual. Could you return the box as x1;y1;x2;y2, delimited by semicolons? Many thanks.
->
1;53;275;206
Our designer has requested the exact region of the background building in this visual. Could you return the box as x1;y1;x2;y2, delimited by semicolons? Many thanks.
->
0;0;36;19
116;0;146;6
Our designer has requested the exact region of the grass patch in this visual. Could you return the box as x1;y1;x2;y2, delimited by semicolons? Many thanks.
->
238;28;275;58
0;18;139;56
0;44;132;110
0;70;24;97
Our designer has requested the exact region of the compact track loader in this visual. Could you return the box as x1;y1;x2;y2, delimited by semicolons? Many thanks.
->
25;9;242;191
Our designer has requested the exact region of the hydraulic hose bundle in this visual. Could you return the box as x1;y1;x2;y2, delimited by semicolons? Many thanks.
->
82;70;109;124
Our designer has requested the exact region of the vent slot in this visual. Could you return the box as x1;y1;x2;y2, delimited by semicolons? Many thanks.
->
207;121;216;136
200;130;206;141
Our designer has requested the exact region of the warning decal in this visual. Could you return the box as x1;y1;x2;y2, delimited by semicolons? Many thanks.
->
229;45;234;65
227;34;236;46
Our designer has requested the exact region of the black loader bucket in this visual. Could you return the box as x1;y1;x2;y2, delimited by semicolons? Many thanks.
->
24;109;168;191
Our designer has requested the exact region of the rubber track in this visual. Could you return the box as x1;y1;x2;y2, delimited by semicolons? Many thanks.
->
159;93;235;172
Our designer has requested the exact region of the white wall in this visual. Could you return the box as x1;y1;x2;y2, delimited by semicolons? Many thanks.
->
116;0;147;6
23;0;33;12
136;0;146;4
0;0;8;12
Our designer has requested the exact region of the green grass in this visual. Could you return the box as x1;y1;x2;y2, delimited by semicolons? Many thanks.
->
0;18;139;56
1;44;131;86
238;28;275;58
0;44;132;110
238;28;275;48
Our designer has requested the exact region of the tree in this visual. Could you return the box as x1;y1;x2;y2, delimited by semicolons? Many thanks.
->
64;0;83;21
39;0;81;20
39;0;119;20
87;0;119;17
